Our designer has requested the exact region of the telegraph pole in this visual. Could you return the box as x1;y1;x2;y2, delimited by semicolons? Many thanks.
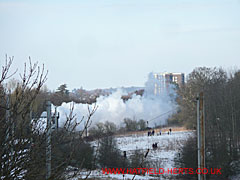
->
197;92;206;180
46;101;51;179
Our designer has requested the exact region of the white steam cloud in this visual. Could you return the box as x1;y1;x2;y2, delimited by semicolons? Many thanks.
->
57;73;177;130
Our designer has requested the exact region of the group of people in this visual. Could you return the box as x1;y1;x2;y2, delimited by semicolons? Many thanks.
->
152;142;158;149
147;128;172;136
148;128;173;150
147;129;155;136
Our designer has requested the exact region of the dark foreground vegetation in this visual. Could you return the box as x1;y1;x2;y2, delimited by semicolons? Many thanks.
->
172;67;240;179
0;57;148;180
0;57;94;179
1;56;240;179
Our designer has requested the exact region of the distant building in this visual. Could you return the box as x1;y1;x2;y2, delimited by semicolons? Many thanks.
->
152;72;185;95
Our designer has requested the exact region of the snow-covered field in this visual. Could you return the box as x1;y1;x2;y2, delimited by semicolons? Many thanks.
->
69;129;194;180
115;130;194;170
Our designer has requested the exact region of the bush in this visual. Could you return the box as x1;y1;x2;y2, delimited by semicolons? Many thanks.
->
138;119;147;130
123;118;138;131
51;131;94;170
97;136;128;168
89;121;117;138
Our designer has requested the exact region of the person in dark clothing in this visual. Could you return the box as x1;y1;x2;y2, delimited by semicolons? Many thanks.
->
152;129;155;136
169;128;172;135
152;143;158;149
123;151;126;158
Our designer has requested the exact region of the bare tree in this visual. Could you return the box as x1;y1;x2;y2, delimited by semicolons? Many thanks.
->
0;56;97;180
174;67;240;179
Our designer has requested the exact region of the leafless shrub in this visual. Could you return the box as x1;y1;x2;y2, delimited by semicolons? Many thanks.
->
0;56;97;180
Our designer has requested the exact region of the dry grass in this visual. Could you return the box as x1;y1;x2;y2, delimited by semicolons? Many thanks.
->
115;126;187;138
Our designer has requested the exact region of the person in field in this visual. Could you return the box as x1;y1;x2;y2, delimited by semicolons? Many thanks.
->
152;129;155;136
152;143;158;149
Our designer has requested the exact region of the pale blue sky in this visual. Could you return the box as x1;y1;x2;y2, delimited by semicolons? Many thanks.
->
0;0;240;90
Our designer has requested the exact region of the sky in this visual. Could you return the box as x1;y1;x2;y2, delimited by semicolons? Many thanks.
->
0;0;240;91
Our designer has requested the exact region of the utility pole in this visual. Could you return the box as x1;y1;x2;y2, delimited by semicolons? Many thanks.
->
197;92;206;180
46;101;51;179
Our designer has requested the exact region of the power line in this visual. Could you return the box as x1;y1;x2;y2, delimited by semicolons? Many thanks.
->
147;110;174;122
89;110;176;152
